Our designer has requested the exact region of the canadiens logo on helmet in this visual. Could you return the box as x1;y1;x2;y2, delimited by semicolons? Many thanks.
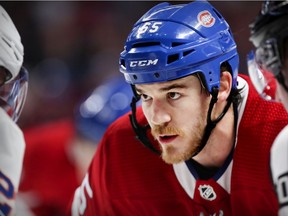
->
197;10;215;27
198;184;216;201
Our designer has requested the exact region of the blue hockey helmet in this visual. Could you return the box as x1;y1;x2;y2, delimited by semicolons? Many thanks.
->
74;76;135;144
119;0;239;93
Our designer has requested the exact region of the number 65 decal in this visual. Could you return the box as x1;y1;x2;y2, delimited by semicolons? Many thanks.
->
137;22;163;35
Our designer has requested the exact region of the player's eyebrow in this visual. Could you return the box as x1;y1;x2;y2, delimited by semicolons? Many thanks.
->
159;83;187;92
135;83;187;94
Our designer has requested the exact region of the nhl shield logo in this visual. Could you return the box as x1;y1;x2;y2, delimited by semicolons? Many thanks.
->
198;184;216;201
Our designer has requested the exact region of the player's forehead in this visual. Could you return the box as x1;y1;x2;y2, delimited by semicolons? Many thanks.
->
135;75;199;93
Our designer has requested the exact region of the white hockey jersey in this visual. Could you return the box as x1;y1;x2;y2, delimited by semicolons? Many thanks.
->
271;125;288;216
0;108;25;215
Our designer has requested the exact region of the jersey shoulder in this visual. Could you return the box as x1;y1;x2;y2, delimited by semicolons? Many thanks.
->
239;74;288;125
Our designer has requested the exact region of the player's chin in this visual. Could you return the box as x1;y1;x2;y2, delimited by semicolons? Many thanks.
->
160;145;191;164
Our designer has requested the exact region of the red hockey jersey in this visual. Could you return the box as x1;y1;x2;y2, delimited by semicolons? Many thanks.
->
19;119;79;216
70;75;288;216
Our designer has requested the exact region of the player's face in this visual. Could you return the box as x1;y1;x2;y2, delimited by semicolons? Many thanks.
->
135;75;210;164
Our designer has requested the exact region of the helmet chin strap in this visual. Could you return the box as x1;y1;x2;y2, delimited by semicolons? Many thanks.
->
191;86;233;157
129;86;160;155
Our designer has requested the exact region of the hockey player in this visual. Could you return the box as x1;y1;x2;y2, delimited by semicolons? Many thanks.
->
71;1;288;215
248;1;288;215
0;5;29;216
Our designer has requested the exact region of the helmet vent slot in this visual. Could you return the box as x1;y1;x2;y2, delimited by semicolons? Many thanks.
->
167;53;179;64
183;49;195;56
171;42;185;47
1;36;11;48
2;36;19;61
154;73;160;78
13;51;20;61
120;59;126;68
132;42;160;48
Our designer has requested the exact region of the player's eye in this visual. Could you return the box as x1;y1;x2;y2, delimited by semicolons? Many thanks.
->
167;92;180;100
140;94;152;101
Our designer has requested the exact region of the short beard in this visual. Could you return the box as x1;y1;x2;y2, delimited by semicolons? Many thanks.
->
160;133;202;164
151;123;204;164
161;144;197;164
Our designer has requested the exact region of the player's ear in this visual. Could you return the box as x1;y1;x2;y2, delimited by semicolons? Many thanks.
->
218;71;232;102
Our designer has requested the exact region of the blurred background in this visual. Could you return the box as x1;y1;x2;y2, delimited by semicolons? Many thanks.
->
2;1;262;129
1;1;263;215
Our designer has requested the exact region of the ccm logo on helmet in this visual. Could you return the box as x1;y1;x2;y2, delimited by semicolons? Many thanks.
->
130;59;158;67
